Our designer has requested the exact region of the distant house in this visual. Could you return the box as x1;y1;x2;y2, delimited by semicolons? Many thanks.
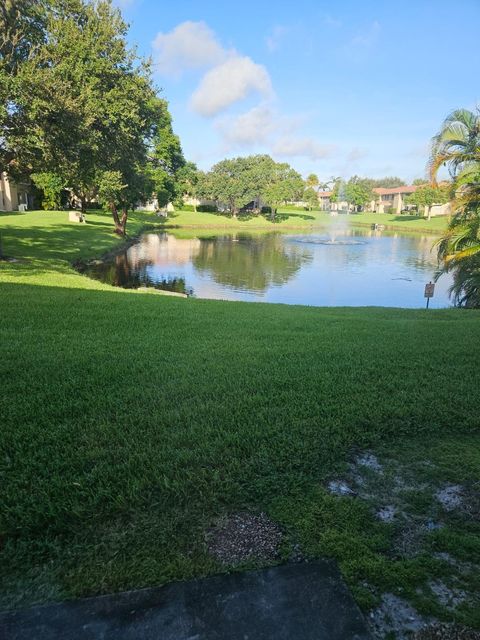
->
318;191;334;210
0;172;33;211
371;186;418;214
318;185;451;217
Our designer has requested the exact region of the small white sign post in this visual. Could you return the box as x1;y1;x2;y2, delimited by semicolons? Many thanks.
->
424;281;435;309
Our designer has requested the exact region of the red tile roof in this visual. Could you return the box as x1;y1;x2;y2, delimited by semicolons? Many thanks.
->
373;186;417;195
317;185;422;200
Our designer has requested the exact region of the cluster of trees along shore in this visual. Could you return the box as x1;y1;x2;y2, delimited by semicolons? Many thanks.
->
0;0;449;234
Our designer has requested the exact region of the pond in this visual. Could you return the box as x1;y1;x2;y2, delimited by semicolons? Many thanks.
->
83;226;453;308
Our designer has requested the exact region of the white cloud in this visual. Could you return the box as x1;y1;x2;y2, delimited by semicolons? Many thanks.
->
151;20;338;165
347;147;368;162
272;137;335;160
214;104;334;161
152;21;226;77
216;105;305;147
190;56;273;117
266;25;288;53
216;105;275;146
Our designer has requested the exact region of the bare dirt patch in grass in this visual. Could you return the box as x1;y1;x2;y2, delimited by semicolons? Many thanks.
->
368;593;433;639
435;485;464;512
326;449;480;633
428;581;468;610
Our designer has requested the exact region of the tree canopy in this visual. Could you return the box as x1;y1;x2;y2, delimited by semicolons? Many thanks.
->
196;155;304;217
404;184;450;217
367;176;406;188
0;0;185;234
344;177;374;209
330;176;373;210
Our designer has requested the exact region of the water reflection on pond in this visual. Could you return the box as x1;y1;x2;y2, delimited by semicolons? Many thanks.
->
84;227;453;308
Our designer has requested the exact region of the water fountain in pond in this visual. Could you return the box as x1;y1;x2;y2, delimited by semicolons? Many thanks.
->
295;198;366;245
337;181;350;216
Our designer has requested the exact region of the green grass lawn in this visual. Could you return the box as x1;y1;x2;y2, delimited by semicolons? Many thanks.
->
162;207;329;229
1;209;478;629
347;211;449;233
162;207;448;234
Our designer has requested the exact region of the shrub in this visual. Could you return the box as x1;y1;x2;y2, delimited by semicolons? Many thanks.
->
31;172;66;210
173;197;184;209
261;206;272;214
180;204;195;212
197;204;217;213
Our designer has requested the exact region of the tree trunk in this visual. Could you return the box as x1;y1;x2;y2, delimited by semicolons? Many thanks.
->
80;198;87;214
119;207;128;235
111;202;127;235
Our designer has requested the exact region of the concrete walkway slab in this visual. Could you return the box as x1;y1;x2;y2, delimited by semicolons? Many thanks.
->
1;561;371;639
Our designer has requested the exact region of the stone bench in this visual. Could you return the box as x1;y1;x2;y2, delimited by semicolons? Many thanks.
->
68;211;86;223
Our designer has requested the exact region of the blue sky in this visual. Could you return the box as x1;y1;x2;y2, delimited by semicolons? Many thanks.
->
116;0;480;183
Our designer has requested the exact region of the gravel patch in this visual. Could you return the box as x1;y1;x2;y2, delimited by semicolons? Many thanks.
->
413;623;480;639
206;512;282;565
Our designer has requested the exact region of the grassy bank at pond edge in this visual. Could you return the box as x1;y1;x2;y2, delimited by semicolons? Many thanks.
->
1;209;478;630
162;208;449;234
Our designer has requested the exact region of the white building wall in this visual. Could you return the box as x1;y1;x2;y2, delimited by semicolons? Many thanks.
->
0;173;17;211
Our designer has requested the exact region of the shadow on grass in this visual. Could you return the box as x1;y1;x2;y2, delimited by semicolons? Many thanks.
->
0;211;29;218
391;215;427;223
270;212;316;224
0;223;123;265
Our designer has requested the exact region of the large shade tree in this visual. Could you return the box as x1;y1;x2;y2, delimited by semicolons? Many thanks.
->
206;157;257;216
175;161;199;210
262;163;304;217
1;0;183;235
22;0;160;232
149;102;186;209
0;0;53;177
196;155;304;218
344;177;374;211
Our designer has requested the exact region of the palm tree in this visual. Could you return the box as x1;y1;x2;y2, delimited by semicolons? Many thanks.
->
318;176;341;192
305;173;319;190
429;108;480;184
430;108;480;306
